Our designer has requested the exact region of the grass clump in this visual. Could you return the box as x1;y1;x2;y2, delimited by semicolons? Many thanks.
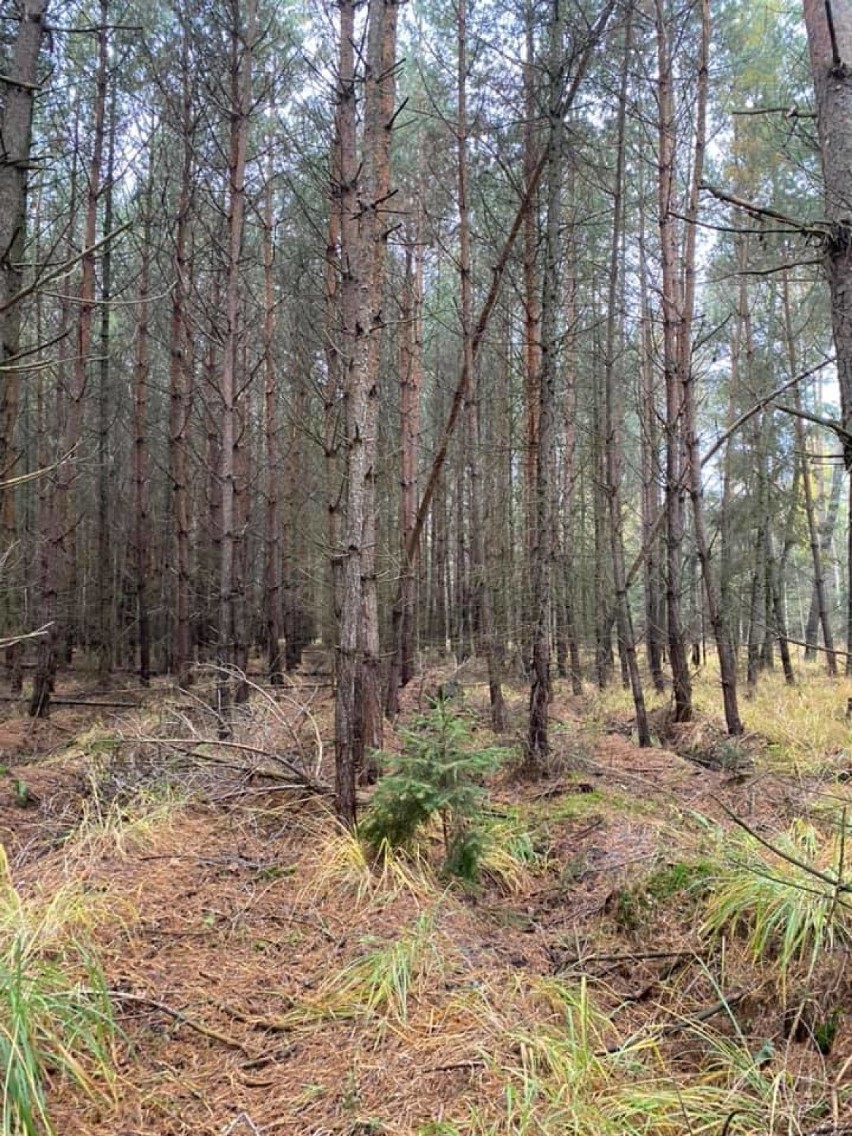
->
438;977;761;1136
0;848;116;1136
317;909;440;1024
703;818;852;985
69;779;187;860
359;703;507;880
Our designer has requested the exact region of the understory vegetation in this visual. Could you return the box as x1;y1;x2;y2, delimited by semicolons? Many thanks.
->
1;661;851;1134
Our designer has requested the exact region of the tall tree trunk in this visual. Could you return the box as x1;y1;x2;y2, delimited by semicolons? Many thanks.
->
169;26;195;690
782;269;838;672
803;0;852;675
603;6;650;745
31;128;77;717
680;0;743;735
522;5;541;636
656;0;693;724
324;118;344;653
637;184;666;693
0;0;48;695
526;0;564;772
34;12;106;713
560;162;583;695
358;0;399;776
263;147;283;686
334;0;399;821
216;0;256;730
96;83;116;682
386;226;424;716
458;0;506;732
133;137;154;687
331;9;359;806
803;0;852;443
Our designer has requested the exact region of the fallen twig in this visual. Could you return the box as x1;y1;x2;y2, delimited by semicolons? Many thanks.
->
602;990;748;1055
106;990;252;1056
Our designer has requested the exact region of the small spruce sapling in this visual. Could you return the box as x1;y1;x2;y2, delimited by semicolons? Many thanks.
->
359;702;504;879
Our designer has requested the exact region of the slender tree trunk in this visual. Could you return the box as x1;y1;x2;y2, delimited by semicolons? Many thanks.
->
782;269;838;672
458;0;506;732
169;27;195;690
283;376;308;671
31;134;76;717
358;0;399;777
522;6;541;635
96;84;116;682
324;119;344;653
802;0;852;674
746;412;769;688
637;186;666;693
133;139;154;687
216;0;256;730
656;0;692;723
386;226;424;716
263;147;283;685
560;165;583;695
526;0;565;772
802;456;841;669
680;0;743;735
332;3;360;807
604;7;650;745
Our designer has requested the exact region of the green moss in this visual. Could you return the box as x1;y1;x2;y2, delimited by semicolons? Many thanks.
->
611;859;717;932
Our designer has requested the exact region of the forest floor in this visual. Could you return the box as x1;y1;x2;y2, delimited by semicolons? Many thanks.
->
2;657;852;1135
